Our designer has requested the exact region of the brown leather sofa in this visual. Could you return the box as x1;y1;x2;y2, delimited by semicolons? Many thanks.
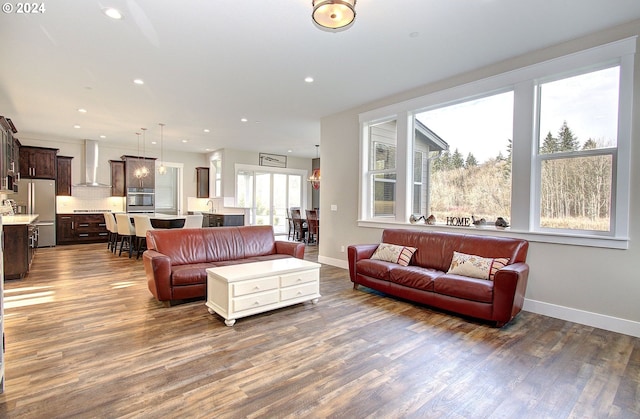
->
143;225;305;306
348;229;529;327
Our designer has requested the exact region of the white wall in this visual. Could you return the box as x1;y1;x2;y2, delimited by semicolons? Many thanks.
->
318;20;640;336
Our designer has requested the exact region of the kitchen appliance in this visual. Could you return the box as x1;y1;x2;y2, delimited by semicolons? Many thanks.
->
126;187;155;213
15;179;56;247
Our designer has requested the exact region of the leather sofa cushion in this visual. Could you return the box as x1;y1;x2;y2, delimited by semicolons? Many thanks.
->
388;266;441;291
434;274;493;303
171;263;218;286
355;259;395;281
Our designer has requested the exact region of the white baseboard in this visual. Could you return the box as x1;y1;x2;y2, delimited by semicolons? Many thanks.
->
318;255;349;270
523;299;640;338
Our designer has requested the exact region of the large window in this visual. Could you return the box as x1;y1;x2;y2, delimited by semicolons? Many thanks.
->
359;37;634;248
368;120;397;217
536;67;619;233
413;91;514;224
236;165;305;233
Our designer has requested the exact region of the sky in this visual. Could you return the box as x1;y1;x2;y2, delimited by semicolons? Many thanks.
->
415;66;619;163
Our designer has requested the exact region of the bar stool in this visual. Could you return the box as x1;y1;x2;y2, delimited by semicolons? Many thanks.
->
115;213;136;258
104;212;119;253
132;214;154;259
183;214;203;228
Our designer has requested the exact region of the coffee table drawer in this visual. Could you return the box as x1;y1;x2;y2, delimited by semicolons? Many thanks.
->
280;269;319;288
281;282;319;302
233;290;279;312
232;276;279;297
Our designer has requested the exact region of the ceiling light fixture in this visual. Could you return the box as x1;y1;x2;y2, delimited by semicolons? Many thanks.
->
308;144;321;190
158;123;166;175
133;78;144;85
103;7;123;20
312;0;356;31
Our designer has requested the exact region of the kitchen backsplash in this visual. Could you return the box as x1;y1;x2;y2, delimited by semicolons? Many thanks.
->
56;187;125;213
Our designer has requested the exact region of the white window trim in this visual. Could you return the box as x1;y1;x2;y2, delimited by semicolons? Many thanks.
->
358;37;636;249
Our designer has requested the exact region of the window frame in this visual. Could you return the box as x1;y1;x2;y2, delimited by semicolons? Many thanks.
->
358;37;635;249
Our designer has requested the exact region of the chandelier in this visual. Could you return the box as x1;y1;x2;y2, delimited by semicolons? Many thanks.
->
134;129;150;179
308;145;321;190
312;0;356;30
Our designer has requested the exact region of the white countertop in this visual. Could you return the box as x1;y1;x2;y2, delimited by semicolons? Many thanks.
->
2;214;39;225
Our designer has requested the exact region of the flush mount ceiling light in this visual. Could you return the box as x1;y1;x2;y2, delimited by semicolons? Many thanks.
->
312;0;356;31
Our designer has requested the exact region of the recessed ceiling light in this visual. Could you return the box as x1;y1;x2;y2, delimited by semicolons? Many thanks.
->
240;118;248;123
73;124;81;129
205;148;212;152
133;78;144;85
288;149;293;153
77;108;87;113
203;129;210;133
305;76;314;83
103;7;123;20
151;141;157;145
99;135;106;139
181;139;189;143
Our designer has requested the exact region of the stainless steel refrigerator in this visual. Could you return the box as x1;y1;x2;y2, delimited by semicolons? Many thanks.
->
15;179;56;247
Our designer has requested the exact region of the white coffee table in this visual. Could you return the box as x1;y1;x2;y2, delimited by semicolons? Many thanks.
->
206;258;321;326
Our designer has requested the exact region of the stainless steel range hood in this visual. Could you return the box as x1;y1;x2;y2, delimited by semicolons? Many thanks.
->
74;139;111;187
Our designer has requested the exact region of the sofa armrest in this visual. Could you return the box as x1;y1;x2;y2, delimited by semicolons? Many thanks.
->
275;241;305;259
347;244;379;282
492;262;530;326
143;249;173;302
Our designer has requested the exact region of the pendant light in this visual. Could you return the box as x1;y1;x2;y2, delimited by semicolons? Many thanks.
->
158;123;166;175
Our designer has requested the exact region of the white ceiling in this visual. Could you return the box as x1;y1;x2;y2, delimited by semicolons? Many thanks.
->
1;1;640;158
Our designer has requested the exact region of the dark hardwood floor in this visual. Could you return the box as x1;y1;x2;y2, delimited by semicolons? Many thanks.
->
1;241;638;418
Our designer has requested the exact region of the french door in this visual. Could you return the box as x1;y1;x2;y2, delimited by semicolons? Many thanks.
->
237;167;304;234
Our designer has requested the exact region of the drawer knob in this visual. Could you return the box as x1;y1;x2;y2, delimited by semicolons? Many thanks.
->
253;286;260;290
253;301;260;306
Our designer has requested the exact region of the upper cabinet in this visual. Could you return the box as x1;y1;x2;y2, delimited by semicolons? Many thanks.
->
121;156;156;190
56;156;73;196
20;145;58;179
109;160;125;197
0;116;20;193
196;167;209;198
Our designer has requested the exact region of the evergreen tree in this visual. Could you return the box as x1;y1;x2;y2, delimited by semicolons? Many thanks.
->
541;131;558;154
465;153;478;168
434;150;451;171
506;138;512;166
451;148;464;169
583;138;598;150
558;120;579;151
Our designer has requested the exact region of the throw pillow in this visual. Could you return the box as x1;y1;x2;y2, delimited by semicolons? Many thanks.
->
370;243;417;266
447;251;510;280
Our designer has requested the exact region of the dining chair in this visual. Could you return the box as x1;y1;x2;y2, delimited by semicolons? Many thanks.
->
132;214;154;259
290;208;307;242
115;213;136;258
183;213;203;228
305;209;319;245
286;208;295;240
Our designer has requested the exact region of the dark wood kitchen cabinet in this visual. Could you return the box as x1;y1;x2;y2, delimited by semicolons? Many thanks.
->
19;145;58;179
109;160;125;197
56;214;109;245
202;213;244;227
56;156;73;196
196;167;209;198
3;223;38;279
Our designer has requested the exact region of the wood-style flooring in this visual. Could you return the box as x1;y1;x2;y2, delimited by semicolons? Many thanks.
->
1;241;639;418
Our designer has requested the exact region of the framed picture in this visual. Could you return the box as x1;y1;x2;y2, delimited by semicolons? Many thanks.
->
259;153;287;168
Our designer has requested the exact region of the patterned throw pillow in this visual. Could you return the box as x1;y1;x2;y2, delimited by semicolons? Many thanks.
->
370;243;417;266
447;251;510;280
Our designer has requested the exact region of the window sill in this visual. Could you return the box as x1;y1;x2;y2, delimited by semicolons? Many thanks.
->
357;219;629;250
